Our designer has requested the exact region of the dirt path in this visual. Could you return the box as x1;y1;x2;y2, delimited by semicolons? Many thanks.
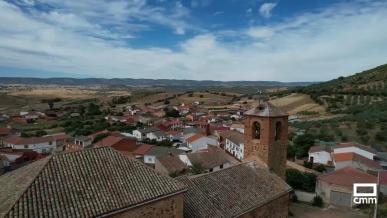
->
290;203;368;218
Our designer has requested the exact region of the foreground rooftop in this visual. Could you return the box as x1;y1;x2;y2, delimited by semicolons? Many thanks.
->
0;147;186;218
176;163;291;218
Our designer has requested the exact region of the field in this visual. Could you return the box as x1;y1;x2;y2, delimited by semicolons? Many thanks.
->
0;85;131;114
270;93;327;115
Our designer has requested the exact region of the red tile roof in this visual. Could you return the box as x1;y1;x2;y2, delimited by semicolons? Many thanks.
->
186;134;203;143
5;135;55;145
133;144;154;156
0;128;11;136
333;152;381;169
333;152;354;161
318;166;376;188
94;136;123;147
95;136;138;153
156;154;187;174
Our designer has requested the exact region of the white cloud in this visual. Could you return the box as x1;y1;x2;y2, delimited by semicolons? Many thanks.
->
259;3;277;18
15;0;193;37
1;0;387;82
246;27;274;39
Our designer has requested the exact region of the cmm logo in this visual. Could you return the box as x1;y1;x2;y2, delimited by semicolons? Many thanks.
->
353;183;378;204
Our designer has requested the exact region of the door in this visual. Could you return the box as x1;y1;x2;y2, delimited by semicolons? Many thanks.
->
330;190;352;207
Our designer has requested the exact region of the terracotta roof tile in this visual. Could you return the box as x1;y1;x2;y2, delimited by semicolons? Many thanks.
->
0;147;187;217
333;152;381;169
4;135;59;145
333;152;354;161
132;144;153;156
94;135;123;147
220;130;244;145
186;146;229;169
176;163;291;218
186;134;203;143
157;155;187;174
318;166;376;188
0;128;11;136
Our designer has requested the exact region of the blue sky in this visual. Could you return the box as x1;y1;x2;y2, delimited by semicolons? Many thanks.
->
0;0;387;81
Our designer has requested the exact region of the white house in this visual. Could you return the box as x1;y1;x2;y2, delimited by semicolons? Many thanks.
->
333;142;376;160
132;127;160;141
308;145;332;165
4;136;56;153
146;131;167;142
316;166;376;207
3;134;69;154
186;134;218;152
222;130;245;160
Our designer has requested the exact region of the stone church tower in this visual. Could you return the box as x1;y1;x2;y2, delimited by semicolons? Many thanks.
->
244;102;288;179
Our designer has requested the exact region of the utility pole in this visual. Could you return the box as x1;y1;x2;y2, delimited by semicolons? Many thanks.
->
374;171;379;218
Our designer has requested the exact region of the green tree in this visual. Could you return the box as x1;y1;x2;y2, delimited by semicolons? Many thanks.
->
164;108;180;118
286;169;316;192
293;134;316;158
35;130;47;137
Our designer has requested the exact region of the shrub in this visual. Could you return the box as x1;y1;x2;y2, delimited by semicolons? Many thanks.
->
303;161;313;169
35;130;48;137
189;162;205;175
313;164;326;172
286;169;316;192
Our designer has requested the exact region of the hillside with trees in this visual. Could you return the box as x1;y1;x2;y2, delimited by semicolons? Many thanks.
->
290;63;387;151
298;63;387;114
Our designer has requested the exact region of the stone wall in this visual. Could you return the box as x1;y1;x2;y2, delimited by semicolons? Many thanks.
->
239;193;289;218
111;193;184;218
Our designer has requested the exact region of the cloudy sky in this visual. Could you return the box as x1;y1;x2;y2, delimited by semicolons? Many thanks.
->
0;0;387;81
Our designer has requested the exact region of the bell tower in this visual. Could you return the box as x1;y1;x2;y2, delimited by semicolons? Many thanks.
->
244;102;288;179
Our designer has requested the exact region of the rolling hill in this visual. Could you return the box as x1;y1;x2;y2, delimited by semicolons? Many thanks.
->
0;77;315;87
293;63;387;149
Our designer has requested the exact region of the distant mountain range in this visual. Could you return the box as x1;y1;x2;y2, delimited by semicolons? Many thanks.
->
0;77;316;87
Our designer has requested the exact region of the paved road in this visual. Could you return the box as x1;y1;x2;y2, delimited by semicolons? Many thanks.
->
290;203;368;218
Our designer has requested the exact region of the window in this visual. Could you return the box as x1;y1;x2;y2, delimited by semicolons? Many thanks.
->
49;141;53;145
220;164;223;169
209;168;213;172
275;121;282;141
24;145;28;149
252;121;261;139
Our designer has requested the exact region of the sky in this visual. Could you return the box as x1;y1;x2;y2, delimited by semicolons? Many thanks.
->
0;0;387;81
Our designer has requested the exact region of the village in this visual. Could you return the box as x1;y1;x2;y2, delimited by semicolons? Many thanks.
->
0;88;385;218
